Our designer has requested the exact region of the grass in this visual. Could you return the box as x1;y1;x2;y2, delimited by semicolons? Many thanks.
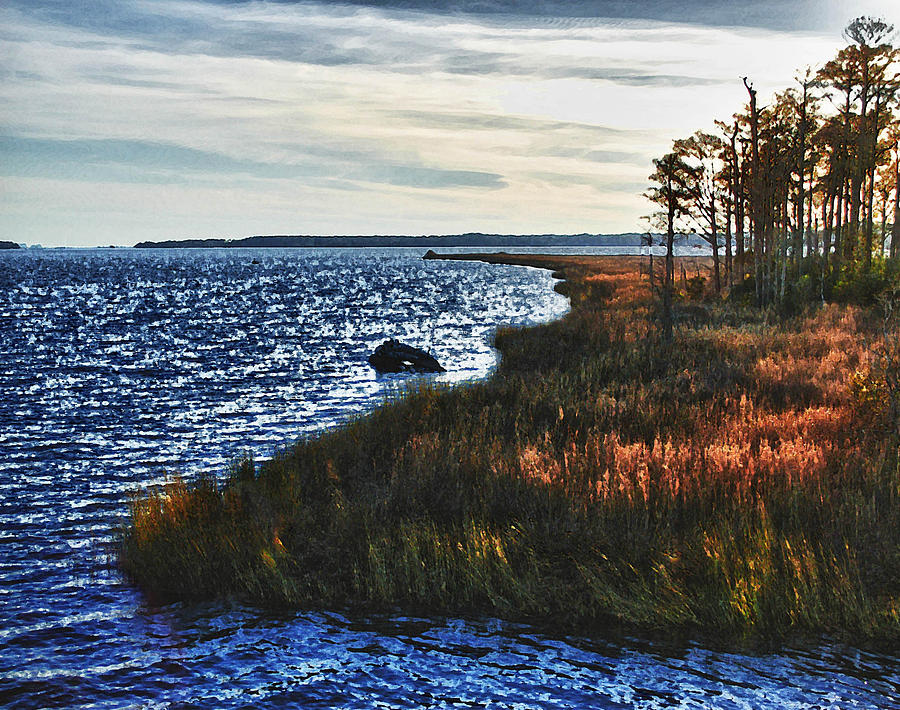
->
120;255;900;646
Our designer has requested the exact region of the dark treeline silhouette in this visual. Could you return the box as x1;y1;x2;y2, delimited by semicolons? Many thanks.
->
647;16;899;316
134;233;656;249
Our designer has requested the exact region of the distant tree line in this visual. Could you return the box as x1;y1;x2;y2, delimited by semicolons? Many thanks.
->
647;16;899;325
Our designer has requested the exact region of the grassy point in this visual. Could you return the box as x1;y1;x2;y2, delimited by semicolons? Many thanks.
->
121;254;900;646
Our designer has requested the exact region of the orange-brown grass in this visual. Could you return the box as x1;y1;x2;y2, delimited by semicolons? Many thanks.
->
120;254;900;645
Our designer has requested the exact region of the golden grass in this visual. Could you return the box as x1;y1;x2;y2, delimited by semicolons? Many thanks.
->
120;254;900;644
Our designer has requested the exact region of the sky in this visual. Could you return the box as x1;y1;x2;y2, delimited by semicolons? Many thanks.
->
1;0;898;246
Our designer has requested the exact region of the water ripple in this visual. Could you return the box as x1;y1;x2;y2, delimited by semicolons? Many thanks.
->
0;247;897;708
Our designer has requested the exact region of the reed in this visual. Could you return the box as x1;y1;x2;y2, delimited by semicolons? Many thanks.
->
120;255;900;643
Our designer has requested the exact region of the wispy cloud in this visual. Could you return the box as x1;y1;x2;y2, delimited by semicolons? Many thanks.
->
1;0;889;245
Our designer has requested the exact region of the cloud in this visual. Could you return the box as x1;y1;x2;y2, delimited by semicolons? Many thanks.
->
16;0;877;35
1;0;884;245
583;150;648;165
285;0;847;32
349;165;505;189
381;110;643;137
2;0;738;90
529;170;647;191
0;134;505;193
0;135;299;180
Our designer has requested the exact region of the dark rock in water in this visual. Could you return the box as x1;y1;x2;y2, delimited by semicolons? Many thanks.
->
369;339;445;373
251;258;260;264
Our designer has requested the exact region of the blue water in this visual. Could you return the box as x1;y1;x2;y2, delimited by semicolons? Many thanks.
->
1;247;897;709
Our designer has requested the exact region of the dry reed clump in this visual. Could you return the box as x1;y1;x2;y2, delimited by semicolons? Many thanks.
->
120;255;900;644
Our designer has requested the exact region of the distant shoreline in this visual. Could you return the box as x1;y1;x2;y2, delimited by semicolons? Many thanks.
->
133;233;675;249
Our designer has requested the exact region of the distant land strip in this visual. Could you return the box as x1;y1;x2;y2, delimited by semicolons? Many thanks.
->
133;233;689;249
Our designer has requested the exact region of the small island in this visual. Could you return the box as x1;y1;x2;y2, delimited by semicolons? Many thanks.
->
0;241;21;249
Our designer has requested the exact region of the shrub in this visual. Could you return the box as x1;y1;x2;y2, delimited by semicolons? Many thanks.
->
686;275;706;300
831;257;900;306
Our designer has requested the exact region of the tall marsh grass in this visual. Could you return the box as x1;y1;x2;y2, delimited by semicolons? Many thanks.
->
120;255;900;643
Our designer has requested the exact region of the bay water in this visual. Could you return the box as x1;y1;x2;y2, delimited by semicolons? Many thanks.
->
0;247;897;708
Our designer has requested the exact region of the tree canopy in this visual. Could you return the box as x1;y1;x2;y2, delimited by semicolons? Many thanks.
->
647;16;900;308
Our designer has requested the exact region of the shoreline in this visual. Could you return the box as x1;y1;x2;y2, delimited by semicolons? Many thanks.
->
131;233;666;250
121;253;899;647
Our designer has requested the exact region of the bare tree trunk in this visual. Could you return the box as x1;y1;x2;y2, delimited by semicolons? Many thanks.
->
663;190;675;342
729;124;742;283
892;147;900;259
861;76;879;271
835;180;846;268
765;198;774;304
744;78;762;305
724;189;733;287
737;137;748;280
795;78;809;272
711;192;721;294
780;199;789;302
850;90;864;256
850;170;863;258
866;162;876;268
806;160;815;258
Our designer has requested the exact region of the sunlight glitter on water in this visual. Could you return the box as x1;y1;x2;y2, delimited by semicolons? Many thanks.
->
0;247;897;708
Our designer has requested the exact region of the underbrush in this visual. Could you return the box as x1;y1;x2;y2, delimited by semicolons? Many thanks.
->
121;255;900;644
